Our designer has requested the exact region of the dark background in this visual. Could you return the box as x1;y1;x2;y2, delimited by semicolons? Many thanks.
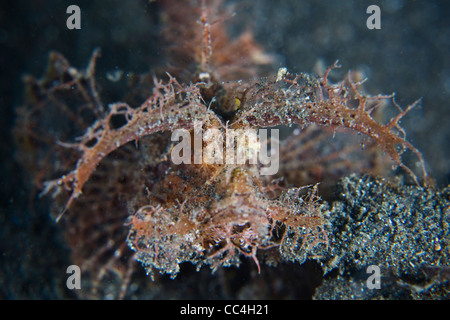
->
1;0;449;299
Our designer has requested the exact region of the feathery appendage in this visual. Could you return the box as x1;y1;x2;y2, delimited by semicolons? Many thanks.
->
227;62;427;186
